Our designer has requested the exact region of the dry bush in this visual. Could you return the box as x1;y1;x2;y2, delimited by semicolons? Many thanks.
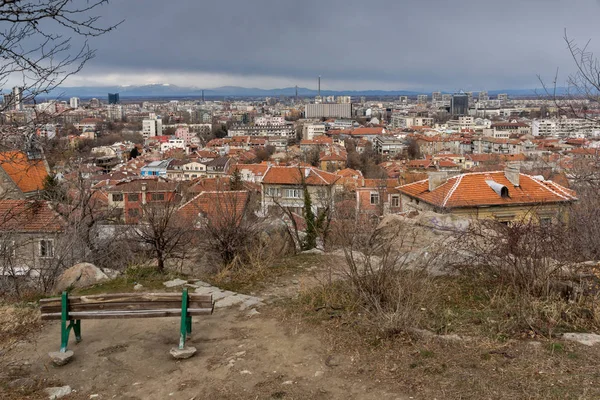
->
446;215;600;337
323;214;442;336
210;239;279;288
449;215;578;298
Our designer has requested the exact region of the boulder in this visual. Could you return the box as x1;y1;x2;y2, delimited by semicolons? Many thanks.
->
54;263;109;294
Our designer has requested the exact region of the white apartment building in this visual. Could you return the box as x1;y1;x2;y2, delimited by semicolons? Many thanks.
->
303;123;326;140
337;96;351;104
106;104;123;121
447;116;475;130
391;115;434;129
255;115;285;125
142;113;163;138
160;138;185;153
69;97;80;109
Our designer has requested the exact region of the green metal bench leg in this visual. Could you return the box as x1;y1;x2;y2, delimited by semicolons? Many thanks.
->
179;288;189;350
60;292;71;352
186;316;192;335
73;319;82;342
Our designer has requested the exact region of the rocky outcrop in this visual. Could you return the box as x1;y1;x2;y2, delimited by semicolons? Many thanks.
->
53;263;109;294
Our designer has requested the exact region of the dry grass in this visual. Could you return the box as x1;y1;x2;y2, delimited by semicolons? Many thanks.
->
283;272;600;399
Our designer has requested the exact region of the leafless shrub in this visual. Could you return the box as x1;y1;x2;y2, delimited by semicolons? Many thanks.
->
328;213;442;335
449;215;578;298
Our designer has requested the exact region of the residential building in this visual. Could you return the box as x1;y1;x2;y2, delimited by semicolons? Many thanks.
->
141;159;172;177
374;136;407;157
417;95;428;104
0;200;68;277
0;151;49;199
106;178;179;224
305;103;352;119
303;123;326;140
261;166;341;214
397;166;576;222
142;113;163;138
69;97;80;109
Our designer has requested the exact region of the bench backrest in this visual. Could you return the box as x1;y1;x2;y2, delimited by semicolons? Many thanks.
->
40;292;213;320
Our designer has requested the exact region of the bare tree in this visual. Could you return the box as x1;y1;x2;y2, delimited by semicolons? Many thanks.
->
0;0;121;111
130;199;192;273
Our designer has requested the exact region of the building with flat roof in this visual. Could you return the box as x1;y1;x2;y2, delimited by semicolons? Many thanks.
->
305;103;352;119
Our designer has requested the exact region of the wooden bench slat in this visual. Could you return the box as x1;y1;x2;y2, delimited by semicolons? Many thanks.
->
40;307;214;320
40;300;213;314
40;293;212;307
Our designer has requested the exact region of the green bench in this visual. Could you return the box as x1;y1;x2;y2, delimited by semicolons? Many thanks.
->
40;289;213;363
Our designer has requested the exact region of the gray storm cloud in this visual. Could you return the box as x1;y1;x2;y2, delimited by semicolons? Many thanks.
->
56;0;600;90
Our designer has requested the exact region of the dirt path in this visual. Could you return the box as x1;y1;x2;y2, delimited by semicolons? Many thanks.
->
2;301;406;399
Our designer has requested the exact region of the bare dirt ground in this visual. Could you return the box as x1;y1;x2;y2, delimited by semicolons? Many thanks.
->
0;256;407;400
2;306;409;400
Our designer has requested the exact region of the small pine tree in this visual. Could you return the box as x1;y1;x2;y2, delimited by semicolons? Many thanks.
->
230;168;243;191
302;186;318;250
130;146;140;159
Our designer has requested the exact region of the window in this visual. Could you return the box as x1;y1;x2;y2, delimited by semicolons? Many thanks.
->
2;240;16;257
128;193;139;202
266;187;281;197
112;193;123;202
151;193;165;201
285;188;303;199
370;192;380;205
391;195;400;208
39;239;54;258
128;208;140;218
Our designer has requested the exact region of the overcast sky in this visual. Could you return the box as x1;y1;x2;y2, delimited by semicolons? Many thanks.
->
59;0;600;90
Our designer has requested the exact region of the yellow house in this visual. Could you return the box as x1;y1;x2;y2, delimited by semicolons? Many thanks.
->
397;165;577;223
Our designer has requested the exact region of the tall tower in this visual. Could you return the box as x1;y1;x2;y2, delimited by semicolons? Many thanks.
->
315;76;322;104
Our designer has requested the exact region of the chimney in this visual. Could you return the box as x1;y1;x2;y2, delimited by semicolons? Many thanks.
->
504;162;520;187
428;171;448;192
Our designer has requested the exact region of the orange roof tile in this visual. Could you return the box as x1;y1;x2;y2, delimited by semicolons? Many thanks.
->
0;151;49;194
178;190;249;227
398;172;577;209
262;166;340;186
0;200;63;232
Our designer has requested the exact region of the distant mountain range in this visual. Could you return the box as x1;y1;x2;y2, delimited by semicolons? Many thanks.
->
41;84;564;99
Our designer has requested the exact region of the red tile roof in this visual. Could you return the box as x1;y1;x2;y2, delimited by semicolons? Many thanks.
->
398;171;577;209
0;151;49;194
178;191;249;227
262;166;340;186
0;200;63;232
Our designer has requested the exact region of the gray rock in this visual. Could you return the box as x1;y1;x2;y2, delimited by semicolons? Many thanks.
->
45;385;72;399
194;280;212;287
211;291;228;301
163;279;188;288
170;346;197;359
194;286;214;295
48;350;74;366
133;283;143;291
54;263;109;294
563;333;600;346
214;295;244;308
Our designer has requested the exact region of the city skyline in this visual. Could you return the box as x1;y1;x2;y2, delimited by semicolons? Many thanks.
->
28;0;600;92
